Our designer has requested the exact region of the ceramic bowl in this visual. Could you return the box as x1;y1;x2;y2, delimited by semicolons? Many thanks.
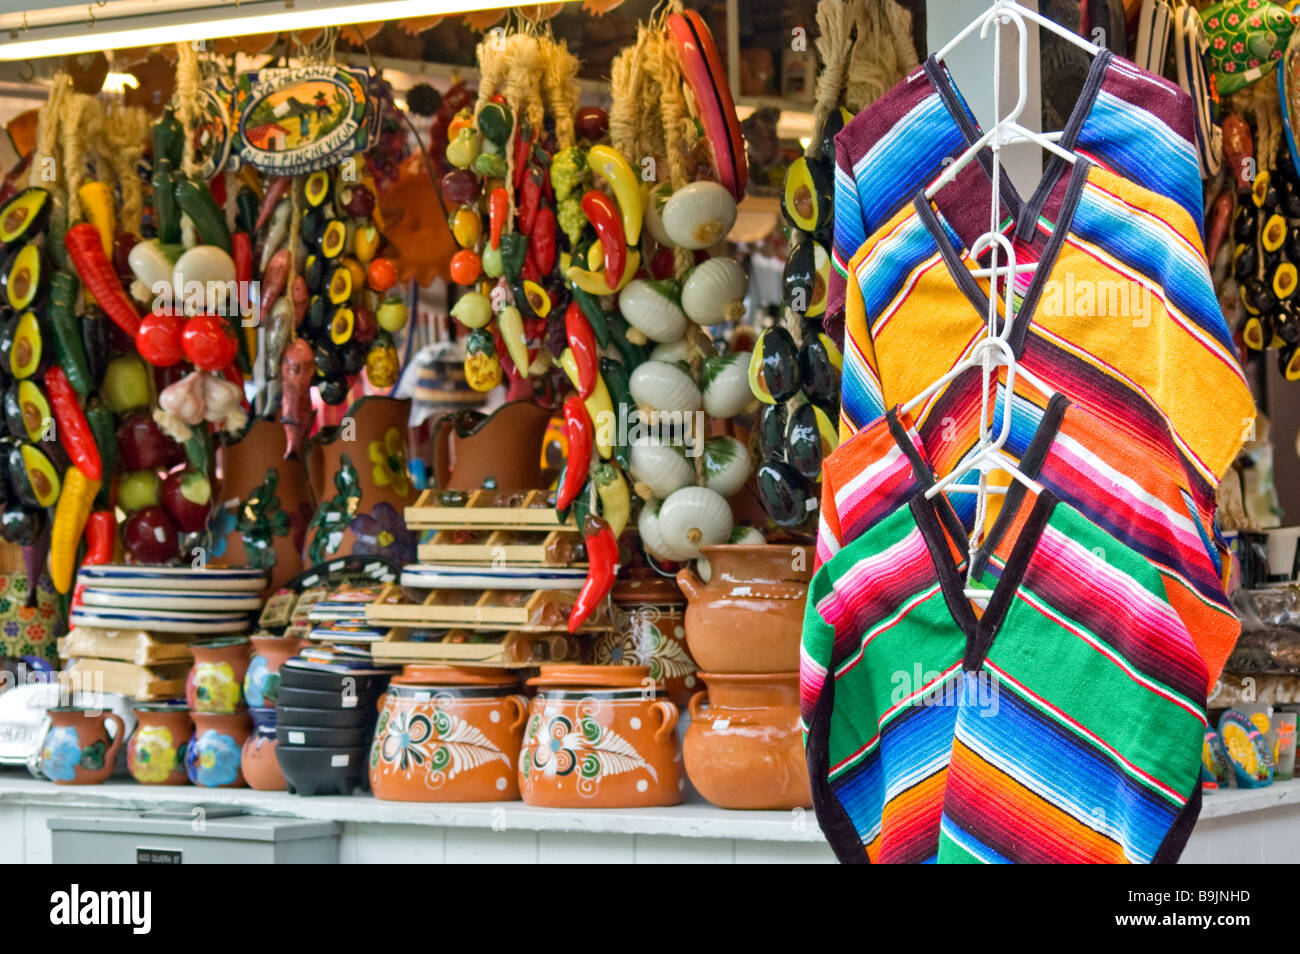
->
276;685;384;710
275;725;370;748
275;745;367;797
278;664;391;694
274;705;373;729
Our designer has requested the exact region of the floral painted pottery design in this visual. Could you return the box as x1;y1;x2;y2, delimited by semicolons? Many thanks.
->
431;401;552;491
186;710;252;788
127;702;192;785
683;672;813;810
39;707;126;785
676;545;813;673
186;636;252;713
519;665;683;808
370;665;528;802
305;397;416;566
243;635;308;708
596;577;697;707
242;707;286;791
1201;0;1297;95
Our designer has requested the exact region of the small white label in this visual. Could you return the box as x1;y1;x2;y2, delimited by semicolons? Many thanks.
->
330;754;350;767
414;691;431;701
341;695;358;708
711;719;731;731
289;731;305;745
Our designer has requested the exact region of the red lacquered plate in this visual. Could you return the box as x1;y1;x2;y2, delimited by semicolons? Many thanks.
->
667;10;748;201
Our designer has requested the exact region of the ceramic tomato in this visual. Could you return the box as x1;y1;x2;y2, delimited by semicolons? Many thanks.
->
367;257;398;293
448;249;482;285
136;310;185;366
181;315;238;371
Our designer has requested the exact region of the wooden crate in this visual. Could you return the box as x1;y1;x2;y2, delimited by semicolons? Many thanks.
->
405;488;577;532
64;658;190;701
416;527;584;566
370;628;580;667
364;582;608;631
58;628;194;666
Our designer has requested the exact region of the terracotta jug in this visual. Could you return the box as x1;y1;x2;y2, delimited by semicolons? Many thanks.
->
244;634;308;708
212;419;314;596
676;545;813;673
684;672;813;810
128;702;192;785
242;707;286;791
594;577;698;706
186;637;252;713
186;710;252;788
370;665;528;802
518;665;683;808
432;401;553;491
304;396;417;567
39;707;126;784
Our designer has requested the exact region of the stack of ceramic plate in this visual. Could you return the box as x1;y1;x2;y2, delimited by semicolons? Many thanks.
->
274;656;396;796
64;566;268;700
306;584;389;643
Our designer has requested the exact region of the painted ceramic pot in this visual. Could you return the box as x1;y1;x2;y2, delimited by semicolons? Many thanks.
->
186;711;252;788
683;672;813;810
242;707;286;792
213;419;314;596
127;702;192;785
186;636;251;713
594;577;698;707
370;665;528;802
304;396;417;567
519;665;683;808
39;707;126;785
676;545;813;673
431;400;552;491
243;634;308;708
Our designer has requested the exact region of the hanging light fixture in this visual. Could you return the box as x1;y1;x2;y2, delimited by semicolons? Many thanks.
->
0;0;577;61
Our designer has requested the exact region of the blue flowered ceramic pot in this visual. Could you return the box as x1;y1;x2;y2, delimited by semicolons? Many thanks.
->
39;707;125;785
244;635;307;707
186;711;252;788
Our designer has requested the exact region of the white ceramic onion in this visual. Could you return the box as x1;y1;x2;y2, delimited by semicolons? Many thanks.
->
630;360;702;413
128;239;181;297
701;351;753;418
619;278;688;342
661;181;738;250
638;497;695;562
702;436;752;498
643;181;675;247
172;245;237;315
649;338;692;364
629;440;695;498
681;257;747;324
657;486;733;559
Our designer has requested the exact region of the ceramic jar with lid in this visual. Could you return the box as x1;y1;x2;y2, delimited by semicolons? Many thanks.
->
186;637;252;713
519;665;683;808
683;672;812;810
676;545;813;672
370;665;528;801
39;707;126;785
594;576;698;707
128;702;192;785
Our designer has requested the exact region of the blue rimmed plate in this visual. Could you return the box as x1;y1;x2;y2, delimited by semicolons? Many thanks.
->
78;587;264;612
76;565;268;592
69;607;252;634
400;563;587;590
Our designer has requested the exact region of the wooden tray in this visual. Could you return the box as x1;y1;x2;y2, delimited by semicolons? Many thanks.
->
371;628;580;667
405;488;577;532
364;582;608;632
417;527;584;566
64;658;190;701
58;627;194;666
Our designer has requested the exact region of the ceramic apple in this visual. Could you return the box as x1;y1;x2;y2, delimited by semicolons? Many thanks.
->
161;469;212;533
123;505;180;563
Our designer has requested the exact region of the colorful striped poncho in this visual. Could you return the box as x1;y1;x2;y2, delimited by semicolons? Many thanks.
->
802;411;1208;864
829;49;1202;321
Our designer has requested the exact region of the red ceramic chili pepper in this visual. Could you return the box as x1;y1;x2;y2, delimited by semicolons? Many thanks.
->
569;514;618;633
488;187;508;250
232;231;253;316
519;169;542;235
44;366;103;480
530;204;556;275
564;301;598;399
64;223;141;338
512;125;533;192
557;395;592;511
83;510;116;565
580;190;626;286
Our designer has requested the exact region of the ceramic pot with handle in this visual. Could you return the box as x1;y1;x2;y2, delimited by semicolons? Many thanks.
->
431;400;552;491
518;665;683;808
186;636;252;713
39;707;126;784
370;665;528;801
127;701;192;785
186;710;252;788
683;671;812;810
676;544;813;673
594;576;698;707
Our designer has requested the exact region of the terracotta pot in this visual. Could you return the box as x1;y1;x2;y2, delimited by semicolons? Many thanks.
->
215;420;313;596
684;672;813;810
127;702;192;785
518;665;683;808
186;637;251;713
39;707;126;785
370;665;528;802
593;577;698;707
432;401;553;491
242;708;286;792
304;396;417;566
243;635;308;708
676;545;813;673
186;711;252;788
